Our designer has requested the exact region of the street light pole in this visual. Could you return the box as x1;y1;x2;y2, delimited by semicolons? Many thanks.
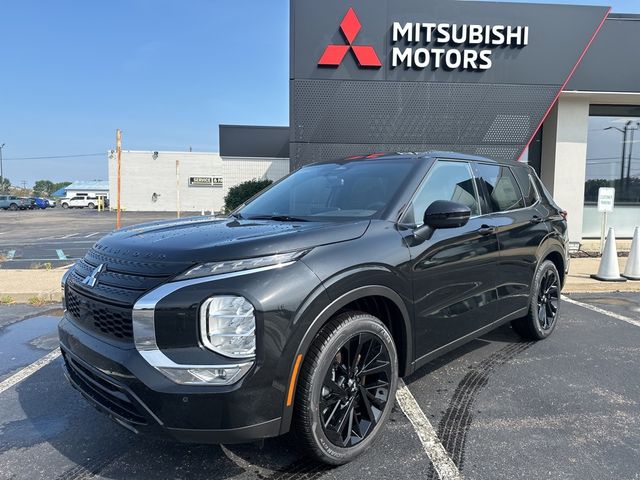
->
0;143;5;193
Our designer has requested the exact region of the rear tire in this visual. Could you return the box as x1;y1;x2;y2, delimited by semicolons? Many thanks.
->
293;312;398;465
511;260;560;340
9;203;18;211
61;203;69;209
87;202;95;209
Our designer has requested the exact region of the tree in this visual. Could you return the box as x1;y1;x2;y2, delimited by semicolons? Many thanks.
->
33;180;55;197
224;178;273;213
0;177;9;193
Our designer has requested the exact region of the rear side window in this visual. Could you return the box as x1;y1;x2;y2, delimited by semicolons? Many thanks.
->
512;167;538;206
475;164;525;212
403;160;479;225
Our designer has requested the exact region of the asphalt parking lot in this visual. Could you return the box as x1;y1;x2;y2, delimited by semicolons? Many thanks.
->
1;293;638;479
0;209;194;269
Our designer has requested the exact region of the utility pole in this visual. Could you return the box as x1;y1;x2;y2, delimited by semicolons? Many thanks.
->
176;160;181;218
116;129;122;229
0;143;5;193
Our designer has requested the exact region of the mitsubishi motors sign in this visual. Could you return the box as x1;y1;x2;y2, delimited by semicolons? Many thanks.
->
291;0;609;168
319;7;530;71
390;21;529;70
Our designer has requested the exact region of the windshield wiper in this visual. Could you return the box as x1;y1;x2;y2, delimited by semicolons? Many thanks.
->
248;215;309;222
229;212;244;219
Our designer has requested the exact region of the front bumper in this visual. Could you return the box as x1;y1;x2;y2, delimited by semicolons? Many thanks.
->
58;315;283;444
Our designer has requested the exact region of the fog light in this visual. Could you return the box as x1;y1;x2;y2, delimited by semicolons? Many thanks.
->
158;363;252;385
200;296;256;358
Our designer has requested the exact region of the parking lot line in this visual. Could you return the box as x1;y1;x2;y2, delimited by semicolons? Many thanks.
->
56;249;68;260
84;232;101;238
396;379;463;480
0;348;61;395
562;295;640;328
6;250;15;260
60;233;79;239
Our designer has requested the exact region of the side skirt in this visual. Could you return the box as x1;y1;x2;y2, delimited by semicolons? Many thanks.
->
407;306;529;375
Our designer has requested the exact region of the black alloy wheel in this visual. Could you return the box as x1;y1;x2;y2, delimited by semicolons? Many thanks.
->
537;268;559;330
511;259;561;340
294;312;398;465
320;332;392;448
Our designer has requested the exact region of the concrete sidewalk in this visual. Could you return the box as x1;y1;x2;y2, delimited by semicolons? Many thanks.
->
0;258;638;304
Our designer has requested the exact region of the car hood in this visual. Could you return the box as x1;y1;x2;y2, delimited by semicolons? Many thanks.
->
92;216;370;266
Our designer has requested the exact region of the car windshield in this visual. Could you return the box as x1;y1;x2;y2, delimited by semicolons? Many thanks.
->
238;158;417;221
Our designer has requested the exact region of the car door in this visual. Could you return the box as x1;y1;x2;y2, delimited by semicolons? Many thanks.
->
402;159;500;360
474;163;550;320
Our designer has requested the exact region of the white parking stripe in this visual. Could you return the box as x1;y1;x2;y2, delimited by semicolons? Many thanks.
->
396;379;463;480
84;232;101;238
0;348;61;395
6;250;15;260
562;295;640;328
56;249;68;260
60;233;79;239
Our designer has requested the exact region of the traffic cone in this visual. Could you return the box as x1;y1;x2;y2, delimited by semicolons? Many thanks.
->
622;226;640;280
591;227;627;282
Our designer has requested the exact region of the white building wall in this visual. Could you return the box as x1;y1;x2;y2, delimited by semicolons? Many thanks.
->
108;151;289;212
540;96;590;242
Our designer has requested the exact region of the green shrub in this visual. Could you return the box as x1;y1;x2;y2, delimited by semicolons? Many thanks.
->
224;178;273;213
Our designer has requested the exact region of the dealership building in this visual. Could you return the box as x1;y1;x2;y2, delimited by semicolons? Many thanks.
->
109;0;640;243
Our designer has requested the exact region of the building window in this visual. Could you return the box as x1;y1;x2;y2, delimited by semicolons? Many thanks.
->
583;105;640;238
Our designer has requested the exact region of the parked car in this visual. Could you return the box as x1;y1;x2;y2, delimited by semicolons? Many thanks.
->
32;197;52;209
23;197;37;210
59;194;106;209
0;195;28;211
59;152;568;465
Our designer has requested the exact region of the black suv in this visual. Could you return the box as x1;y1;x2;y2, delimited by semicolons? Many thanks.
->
59;152;568;464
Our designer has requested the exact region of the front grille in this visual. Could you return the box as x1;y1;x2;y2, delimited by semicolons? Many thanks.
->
65;246;192;343
62;350;147;426
66;289;134;339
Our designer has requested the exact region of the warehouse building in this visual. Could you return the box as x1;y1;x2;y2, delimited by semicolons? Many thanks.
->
107;126;289;212
109;0;640;243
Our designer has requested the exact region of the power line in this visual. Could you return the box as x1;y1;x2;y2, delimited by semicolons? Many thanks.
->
3;153;104;161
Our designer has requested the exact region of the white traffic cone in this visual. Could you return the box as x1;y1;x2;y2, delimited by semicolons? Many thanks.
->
622;226;640;280
591;227;626;282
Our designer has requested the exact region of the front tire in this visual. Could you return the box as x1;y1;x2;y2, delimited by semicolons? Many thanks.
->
87;202;95;209
9;203;18;211
61;202;69;209
293;312;398;465
511;260;560;340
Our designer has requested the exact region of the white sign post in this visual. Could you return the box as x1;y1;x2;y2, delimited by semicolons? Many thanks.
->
597;187;615;253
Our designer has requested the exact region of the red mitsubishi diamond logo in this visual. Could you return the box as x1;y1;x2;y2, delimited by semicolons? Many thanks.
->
318;7;382;68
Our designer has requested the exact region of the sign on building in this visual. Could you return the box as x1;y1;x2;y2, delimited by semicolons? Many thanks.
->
189;176;223;187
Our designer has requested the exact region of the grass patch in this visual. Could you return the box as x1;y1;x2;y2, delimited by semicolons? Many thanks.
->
0;295;16;304
33;262;53;270
27;296;49;307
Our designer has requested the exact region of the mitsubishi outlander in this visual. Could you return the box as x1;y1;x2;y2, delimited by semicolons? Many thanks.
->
59;152;568;465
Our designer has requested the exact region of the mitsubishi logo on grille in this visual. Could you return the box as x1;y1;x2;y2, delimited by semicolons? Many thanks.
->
318;7;382;68
82;264;105;288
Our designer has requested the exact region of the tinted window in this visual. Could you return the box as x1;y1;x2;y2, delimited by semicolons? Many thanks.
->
403;160;479;225
239;159;417;221
512;166;538;206
476;164;525;212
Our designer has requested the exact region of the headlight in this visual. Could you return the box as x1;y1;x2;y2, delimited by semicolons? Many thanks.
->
174;250;308;281
200;296;256;358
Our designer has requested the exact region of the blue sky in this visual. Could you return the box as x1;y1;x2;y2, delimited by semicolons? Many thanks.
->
0;0;637;186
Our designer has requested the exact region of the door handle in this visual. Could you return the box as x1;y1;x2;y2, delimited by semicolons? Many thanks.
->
530;215;544;224
477;224;496;235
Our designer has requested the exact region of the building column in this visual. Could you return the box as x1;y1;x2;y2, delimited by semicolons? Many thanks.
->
540;96;590;243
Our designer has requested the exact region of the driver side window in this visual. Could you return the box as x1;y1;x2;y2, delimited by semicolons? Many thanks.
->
403;160;479;225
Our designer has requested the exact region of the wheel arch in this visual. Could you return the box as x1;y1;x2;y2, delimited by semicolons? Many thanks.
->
278;284;413;434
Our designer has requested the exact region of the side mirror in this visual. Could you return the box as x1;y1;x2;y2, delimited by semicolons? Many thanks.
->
423;200;471;229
